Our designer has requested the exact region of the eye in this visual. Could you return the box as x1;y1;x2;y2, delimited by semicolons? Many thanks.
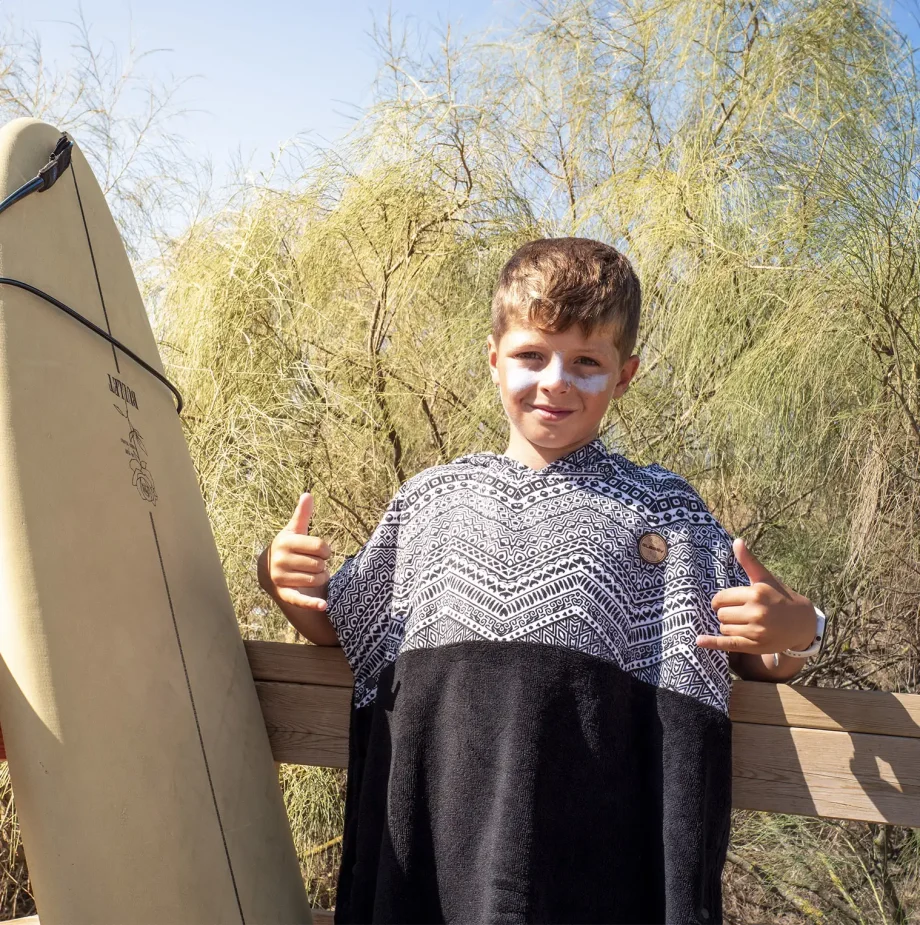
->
576;357;601;367
515;351;542;361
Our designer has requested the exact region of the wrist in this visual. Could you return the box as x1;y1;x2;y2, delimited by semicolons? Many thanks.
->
732;651;803;682
774;606;826;666
257;545;278;597
790;605;818;651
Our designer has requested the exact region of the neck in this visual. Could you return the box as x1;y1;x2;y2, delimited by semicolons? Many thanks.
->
503;430;600;470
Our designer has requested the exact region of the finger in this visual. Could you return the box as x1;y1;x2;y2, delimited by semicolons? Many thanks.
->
277;587;329;611
715;622;753;635
695;633;758;652
733;538;781;589
711;586;755;610
287;492;315;535
273;550;329;574
278;534;331;560
277;570;330;589
711;605;752;625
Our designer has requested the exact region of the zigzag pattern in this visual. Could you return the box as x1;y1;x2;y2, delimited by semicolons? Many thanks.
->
326;439;746;713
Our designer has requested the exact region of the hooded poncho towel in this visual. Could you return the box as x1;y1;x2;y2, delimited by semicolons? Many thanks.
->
326;439;748;925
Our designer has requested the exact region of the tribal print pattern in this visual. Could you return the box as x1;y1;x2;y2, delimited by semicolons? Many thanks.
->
326;439;747;712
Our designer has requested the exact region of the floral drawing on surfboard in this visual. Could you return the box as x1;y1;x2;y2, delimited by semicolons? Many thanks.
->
112;381;157;504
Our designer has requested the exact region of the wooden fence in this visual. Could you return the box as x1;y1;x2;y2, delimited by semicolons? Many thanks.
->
246;641;920;828
5;640;918;925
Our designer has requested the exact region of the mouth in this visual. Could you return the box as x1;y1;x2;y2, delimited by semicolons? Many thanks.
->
530;404;575;422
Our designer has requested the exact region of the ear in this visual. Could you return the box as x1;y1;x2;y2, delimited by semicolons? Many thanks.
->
487;334;500;384
612;354;640;399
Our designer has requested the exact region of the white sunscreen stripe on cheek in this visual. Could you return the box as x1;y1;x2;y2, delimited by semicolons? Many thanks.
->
570;371;611;394
504;363;542;394
504;352;611;394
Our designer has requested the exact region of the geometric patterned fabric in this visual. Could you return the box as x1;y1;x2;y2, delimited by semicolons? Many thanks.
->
326;438;748;713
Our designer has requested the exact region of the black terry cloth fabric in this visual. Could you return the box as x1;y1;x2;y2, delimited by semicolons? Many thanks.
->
334;640;732;925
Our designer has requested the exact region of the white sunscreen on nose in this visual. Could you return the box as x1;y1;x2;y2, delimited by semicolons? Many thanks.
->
505;352;610;395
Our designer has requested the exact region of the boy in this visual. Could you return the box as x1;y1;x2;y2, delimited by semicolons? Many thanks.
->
258;239;823;924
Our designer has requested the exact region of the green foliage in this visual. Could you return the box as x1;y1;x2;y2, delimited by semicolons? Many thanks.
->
161;0;920;684
2;0;919;919
155;1;920;916
279;765;346;909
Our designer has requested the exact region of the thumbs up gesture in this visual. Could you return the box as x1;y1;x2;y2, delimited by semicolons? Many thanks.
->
696;539;817;655
263;493;332;611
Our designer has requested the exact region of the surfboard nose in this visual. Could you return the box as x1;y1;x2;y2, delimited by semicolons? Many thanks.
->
0;119;65;194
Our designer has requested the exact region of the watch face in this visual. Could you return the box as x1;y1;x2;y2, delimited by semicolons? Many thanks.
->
813;608;826;652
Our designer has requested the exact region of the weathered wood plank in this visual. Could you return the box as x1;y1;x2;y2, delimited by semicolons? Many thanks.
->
255;680;351;767
245;642;920;741
257;679;920;827
730;681;920;739
10;642;920;827
732;722;920;827
245;640;352;687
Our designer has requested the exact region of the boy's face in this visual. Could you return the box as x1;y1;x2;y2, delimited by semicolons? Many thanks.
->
487;320;640;459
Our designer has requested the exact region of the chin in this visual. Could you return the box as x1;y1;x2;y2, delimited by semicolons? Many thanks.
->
519;422;582;447
533;430;574;446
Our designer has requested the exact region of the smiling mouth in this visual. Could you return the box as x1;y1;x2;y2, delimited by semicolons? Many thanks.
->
531;405;575;418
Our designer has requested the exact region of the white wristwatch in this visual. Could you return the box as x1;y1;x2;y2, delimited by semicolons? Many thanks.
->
772;606;826;667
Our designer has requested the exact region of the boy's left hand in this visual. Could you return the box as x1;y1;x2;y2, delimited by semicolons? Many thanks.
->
696;538;817;655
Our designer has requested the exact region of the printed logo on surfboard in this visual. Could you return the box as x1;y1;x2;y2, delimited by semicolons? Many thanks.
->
109;374;157;505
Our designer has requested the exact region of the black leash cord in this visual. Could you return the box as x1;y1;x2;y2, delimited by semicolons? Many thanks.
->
0;177;44;217
0;134;72;215
0;277;183;414
0;135;183;414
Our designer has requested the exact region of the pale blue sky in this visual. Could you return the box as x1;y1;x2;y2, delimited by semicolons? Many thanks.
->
3;0;514;176
5;1;920;183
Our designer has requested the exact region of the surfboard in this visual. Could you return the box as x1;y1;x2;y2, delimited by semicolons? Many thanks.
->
0;118;312;923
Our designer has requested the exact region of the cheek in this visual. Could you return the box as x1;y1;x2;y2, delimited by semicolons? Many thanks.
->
504;364;541;395
572;372;611;395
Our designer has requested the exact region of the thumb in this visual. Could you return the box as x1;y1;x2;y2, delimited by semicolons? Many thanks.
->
287;492;314;535
733;537;779;587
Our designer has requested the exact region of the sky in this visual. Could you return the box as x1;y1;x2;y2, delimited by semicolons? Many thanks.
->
1;0;514;180
4;0;920;184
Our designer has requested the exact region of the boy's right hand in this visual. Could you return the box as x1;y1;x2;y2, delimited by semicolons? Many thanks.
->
265;493;331;612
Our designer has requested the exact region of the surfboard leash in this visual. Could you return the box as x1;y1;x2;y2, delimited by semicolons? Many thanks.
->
0;276;184;413
0;134;184;414
0;133;74;216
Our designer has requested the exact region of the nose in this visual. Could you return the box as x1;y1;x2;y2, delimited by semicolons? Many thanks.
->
539;353;570;391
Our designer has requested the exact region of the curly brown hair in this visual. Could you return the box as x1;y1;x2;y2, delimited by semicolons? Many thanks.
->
491;238;641;358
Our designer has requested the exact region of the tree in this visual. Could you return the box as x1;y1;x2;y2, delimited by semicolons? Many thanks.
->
160;1;920;916
0;12;203;258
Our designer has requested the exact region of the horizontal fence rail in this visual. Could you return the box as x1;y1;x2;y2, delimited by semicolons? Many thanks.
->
245;640;920;828
5;640;919;925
